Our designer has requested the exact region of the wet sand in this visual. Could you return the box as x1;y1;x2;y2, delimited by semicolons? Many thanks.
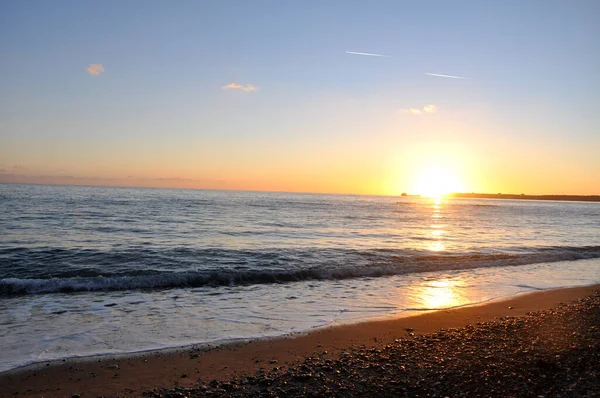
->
1;284;598;397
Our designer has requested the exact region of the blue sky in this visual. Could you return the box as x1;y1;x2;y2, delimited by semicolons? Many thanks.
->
1;1;599;194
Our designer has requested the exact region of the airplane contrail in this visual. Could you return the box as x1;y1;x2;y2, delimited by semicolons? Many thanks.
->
345;51;390;58
425;72;466;79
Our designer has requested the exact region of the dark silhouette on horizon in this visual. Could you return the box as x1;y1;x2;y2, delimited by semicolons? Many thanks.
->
449;193;600;203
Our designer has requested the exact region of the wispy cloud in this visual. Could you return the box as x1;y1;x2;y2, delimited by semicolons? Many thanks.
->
345;51;390;58
86;64;104;76
222;83;258;92
425;72;466;80
400;104;437;115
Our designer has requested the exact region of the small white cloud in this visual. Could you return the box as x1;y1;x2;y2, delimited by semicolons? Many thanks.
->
86;64;104;76
222;83;257;92
423;104;437;113
400;104;437;115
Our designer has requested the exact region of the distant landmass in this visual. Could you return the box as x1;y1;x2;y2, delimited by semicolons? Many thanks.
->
449;193;600;203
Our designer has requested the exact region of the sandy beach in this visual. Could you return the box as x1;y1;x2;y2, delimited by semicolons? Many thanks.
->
1;284;598;397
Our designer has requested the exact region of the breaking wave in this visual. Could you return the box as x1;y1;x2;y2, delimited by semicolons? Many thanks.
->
2;246;599;296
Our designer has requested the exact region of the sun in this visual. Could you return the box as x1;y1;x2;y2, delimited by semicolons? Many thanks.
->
413;166;464;198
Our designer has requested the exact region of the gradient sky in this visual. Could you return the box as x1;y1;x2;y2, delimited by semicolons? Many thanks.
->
1;0;599;195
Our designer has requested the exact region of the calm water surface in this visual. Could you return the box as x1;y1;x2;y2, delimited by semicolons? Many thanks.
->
1;184;599;372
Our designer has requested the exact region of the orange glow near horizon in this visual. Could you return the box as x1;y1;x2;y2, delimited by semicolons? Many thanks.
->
3;138;599;196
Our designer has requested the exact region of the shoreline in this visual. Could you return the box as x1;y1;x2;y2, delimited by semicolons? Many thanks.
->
2;256;598;377
0;287;542;375
1;284;598;397
0;282;590;375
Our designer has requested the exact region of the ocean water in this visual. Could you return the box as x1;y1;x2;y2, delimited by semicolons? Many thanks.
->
0;184;599;372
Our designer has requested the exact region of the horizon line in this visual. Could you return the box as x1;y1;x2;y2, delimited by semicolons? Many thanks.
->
1;182;598;199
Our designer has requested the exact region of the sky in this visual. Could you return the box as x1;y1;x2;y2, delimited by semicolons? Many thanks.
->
1;0;599;195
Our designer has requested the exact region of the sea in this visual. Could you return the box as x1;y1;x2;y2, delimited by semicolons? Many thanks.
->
1;184;599;373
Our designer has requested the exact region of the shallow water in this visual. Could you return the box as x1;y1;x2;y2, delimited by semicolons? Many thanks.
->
0;184;599;372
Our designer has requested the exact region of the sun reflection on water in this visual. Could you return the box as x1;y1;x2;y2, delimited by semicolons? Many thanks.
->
427;197;446;252
418;279;468;309
427;241;445;252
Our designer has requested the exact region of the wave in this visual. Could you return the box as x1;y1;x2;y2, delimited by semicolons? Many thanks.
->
1;245;599;296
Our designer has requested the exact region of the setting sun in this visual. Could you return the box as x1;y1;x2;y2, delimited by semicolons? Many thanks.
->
413;166;465;198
